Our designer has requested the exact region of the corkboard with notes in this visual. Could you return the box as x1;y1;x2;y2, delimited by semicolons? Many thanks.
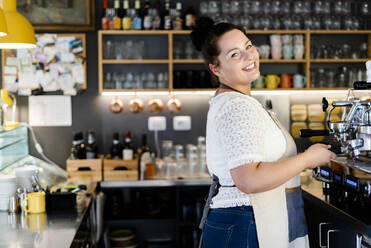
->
1;33;86;95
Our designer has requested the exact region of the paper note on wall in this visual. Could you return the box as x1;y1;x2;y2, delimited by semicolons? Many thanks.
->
28;96;72;126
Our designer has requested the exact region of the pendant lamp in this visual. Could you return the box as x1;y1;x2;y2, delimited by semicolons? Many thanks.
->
0;0;36;49
0;8;7;37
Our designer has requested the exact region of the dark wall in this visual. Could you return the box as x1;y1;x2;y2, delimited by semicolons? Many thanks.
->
17;0;212;168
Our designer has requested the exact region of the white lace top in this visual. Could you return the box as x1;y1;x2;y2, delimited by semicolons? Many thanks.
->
206;92;286;208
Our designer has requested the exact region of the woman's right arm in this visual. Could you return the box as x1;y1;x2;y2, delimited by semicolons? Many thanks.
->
230;143;336;194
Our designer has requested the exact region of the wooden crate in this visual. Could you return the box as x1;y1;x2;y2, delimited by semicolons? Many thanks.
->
103;156;138;181
66;156;103;182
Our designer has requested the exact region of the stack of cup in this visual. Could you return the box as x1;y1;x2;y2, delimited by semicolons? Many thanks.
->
293;35;304;59
270;34;282;59
282;34;293;59
0;175;16;211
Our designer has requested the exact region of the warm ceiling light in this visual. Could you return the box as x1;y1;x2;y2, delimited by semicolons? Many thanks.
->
0;0;36;49
0;8;7;37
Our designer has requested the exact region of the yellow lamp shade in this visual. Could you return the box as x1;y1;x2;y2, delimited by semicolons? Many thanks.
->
1;89;13;106
0;0;35;49
0;8;7;37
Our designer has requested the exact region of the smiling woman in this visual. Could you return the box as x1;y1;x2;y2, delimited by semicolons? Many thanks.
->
192;16;336;248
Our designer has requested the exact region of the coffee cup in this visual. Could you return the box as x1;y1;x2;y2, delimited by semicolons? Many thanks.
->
266;74;281;89
283;45;293;59
293;74;306;88
253;75;266;88
280;74;293;88
22;192;45;214
294;44;304;59
271;45;282;59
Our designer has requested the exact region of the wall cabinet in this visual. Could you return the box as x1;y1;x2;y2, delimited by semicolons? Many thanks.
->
98;30;371;93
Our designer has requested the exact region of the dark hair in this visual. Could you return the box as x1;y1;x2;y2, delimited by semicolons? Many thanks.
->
190;16;246;67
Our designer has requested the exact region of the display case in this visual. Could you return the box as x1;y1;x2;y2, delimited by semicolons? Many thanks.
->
0;126;66;187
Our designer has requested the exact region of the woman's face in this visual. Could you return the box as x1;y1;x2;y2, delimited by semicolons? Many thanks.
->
211;29;260;86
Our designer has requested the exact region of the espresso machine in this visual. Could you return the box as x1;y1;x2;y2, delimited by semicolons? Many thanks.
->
300;81;371;220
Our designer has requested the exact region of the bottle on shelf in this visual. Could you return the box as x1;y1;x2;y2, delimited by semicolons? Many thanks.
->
173;2;183;30
123;131;134;160
110;132;122;159
138;134;151;180
132;0;143;30
162;0;171;30
143;0;152;30
112;0;122;30
152;7;161;30
145;152;156;179
122;0;131;30
184;5;196;30
101;0;111;30
70;131;86;160
86;129;98;159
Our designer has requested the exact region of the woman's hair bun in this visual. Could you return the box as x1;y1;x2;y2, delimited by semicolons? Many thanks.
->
191;16;215;51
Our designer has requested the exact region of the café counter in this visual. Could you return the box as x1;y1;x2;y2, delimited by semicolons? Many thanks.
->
0;192;100;248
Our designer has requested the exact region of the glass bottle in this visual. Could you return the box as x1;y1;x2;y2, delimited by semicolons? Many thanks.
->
152;4;161;29
185;5;196;29
122;131;134;160
86;129;98;159
112;0;122;30
143;1;152;30
173;2;183;30
101;0;111;30
70;131;86;159
138;134;151;180
132;0;142;30
110;132;122;159
122;0;131;30
163;0;171;30
145;153;156;179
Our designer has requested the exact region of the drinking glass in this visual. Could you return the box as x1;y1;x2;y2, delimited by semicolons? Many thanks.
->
199;2;209;15
271;1;281;15
281;1;291;15
293;1;304;15
242;1;251;15
146;72;156;89
125;40;134;59
104;40;114;59
314;1;324;15
124;72;134;89
230;1;241;15
133;40;144;60
208;1;219;15
221;1;231;15
250;1;262;15
263;1;271;15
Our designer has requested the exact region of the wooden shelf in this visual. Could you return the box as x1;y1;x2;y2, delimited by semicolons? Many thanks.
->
99;30;170;35
173;59;204;63
260;59;307;63
102;59;169;64
98;29;371;93
310;59;370;63
310;30;371;34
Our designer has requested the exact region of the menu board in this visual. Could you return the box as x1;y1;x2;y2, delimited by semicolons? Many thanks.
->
1;33;86;96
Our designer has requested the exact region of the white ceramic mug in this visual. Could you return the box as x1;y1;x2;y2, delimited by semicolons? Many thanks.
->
271;45;282;59
294;44;304;59
270;34;281;46
259;45;270;59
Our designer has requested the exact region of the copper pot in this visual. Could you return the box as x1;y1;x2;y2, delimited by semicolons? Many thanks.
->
147;98;163;113
167;96;182;113
109;97;123;113
129;97;144;113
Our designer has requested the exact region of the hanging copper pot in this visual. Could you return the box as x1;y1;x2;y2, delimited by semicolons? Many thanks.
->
129;96;144;113
109;97;123;113
167;96;182;113
147;97;163;113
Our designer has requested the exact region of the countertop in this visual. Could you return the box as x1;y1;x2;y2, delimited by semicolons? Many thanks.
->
0;205;89;248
